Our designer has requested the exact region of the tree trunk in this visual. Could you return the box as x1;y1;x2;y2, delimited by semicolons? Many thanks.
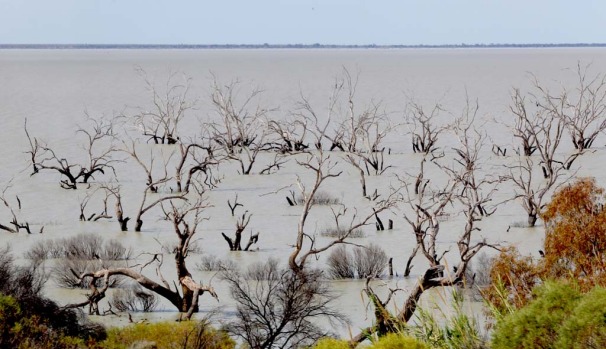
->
528;213;537;227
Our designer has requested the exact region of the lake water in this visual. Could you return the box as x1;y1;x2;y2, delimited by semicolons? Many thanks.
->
1;48;606;335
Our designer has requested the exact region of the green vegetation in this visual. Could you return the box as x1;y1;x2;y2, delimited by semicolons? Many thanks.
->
101;321;234;349
491;281;606;349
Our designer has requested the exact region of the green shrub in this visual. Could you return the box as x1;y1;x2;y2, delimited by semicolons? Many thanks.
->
370;333;429;349
491;281;581;349
313;337;352;349
102;321;235;349
556;286;606;349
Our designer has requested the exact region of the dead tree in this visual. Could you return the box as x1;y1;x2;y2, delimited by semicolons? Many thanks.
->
66;198;217;318
507;157;562;227
222;259;346;349
287;149;399;275
0;182;42;234
352;102;500;344
123;142;186;231
78;188;112;222
173;139;221;193
99;184;129;231
399;158;456;277
221;210;255;251
209;76;272;175
267;118;310;153
25;116;119;189
559;63;606;151
405;100;447;154
510;88;539;156
132;68;196;145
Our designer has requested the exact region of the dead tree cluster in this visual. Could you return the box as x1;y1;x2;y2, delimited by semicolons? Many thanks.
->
11;64;606;337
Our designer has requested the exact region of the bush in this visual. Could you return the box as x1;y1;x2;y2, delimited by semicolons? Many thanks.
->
313;337;351;349
110;284;158;312
222;259;347;349
321;226;365;238
327;244;388;279
370;333;429;349
101;321;234;349
196;254;236;272
0;246;106;345
491;281;581;349
555;286;606;349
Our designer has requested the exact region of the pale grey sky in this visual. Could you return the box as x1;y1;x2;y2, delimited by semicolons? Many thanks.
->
1;0;605;45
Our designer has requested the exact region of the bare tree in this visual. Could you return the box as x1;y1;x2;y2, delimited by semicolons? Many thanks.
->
509;88;539;156
132;68;196;144
287;149;399;275
78;188;113;222
66;198;217;318
222;259;347;349
221;209;259;251
405;100;447;154
173;137;221;193
122;141;186;231
559;63;606;150
0;181;42;234
209;76;272;175
25;115;119;189
352;102;500;343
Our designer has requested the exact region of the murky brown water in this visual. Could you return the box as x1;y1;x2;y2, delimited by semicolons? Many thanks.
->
1;48;606;335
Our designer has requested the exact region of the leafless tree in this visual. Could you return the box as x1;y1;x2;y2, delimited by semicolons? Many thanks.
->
405;100;448;154
0;181;42;234
173;137;221;193
352;103;500;343
509;88;539;156
267;117;310;153
78;188;113;221
558;63;606;150
132;68;196;144
222;259;347;349
209;76;272;175
122;141;186;231
287;149;399;275
221;209;259;251
65;198;217;318
25;115;119;189
506;157;563;227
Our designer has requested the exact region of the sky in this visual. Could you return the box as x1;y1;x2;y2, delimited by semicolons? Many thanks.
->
1;0;605;45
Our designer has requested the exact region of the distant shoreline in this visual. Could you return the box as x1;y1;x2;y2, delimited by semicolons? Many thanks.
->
2;43;606;50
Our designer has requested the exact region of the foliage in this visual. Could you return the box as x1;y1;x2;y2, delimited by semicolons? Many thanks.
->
482;246;540;312
370;333;429;349
491;281;581;349
312;337;352;349
0;246;106;347
101;321;235;349
555;286;606;349
541;177;606;288
485;178;606;312
406;290;486;349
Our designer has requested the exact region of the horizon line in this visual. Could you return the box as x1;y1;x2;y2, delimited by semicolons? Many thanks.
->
2;43;606;49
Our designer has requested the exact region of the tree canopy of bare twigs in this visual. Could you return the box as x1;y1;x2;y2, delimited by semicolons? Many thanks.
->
353;100;501;344
222;259;347;349
209;76;273;175
132;68;196;145
288;148;399;275
0;180;42;234
65;198;217;318
405;99;448;155
25;115;119;189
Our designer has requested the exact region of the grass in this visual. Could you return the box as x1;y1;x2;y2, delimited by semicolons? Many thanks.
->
101;321;235;349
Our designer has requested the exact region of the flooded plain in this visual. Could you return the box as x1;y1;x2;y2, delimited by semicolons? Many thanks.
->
1;48;606;334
